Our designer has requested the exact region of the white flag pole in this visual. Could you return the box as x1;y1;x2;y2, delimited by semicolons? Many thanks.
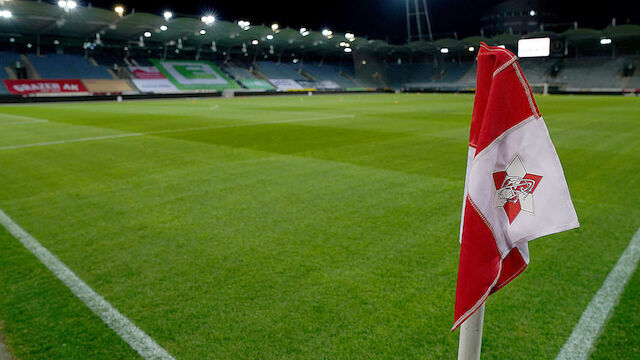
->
457;303;485;360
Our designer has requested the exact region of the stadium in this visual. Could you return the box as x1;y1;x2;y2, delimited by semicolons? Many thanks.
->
0;0;638;359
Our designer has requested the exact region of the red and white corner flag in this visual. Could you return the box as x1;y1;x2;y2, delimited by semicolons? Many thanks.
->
452;43;579;331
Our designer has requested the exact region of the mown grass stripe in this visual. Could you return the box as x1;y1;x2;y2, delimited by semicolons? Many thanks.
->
0;113;355;151
556;226;640;360
0;208;175;360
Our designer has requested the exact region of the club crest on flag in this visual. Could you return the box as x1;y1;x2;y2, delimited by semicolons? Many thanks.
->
492;155;543;224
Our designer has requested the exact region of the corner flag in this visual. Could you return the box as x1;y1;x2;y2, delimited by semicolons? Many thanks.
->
452;43;579;331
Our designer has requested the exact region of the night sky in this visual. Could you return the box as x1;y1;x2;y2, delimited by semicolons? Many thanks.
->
84;0;640;44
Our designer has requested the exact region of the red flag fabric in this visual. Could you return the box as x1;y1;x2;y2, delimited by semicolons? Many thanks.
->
452;43;579;331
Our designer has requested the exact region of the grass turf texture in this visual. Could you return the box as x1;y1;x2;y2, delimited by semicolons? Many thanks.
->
0;93;638;359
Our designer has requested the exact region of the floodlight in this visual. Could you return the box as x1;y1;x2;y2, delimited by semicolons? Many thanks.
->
345;33;355;41
600;38;612;45
529;10;536;16
468;46;475;52
53;39;60;45
143;31;151;38
160;25;167;31
339;41;346;47
237;20;250;30
9;37;14;42
322;29;333;37
200;29;206;35
267;34;274;40
58;0;76;11
440;48;449;54
201;15;215;25
251;39;259;45
27;43;32;48
163;11;173;20
114;6;124;16
344;48;352;53
271;23;279;31
0;10;11;18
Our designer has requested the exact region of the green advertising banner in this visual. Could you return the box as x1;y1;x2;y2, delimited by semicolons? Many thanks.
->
239;79;276;90
150;59;241;91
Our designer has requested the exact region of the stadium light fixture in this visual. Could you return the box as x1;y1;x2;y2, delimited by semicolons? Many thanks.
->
114;5;124;16
163;11;173;21
160;25;167;31
201;15;216;25
600;38;612;45
468;46;475;52
322;29;333;38
299;28;310;37
58;0;77;11
237;20;250;30
345;33;355;42
344;47;352;53
440;48;449;54
529;10;536;16
0;9;11;18
251;39;259;45
9;37;14;42
267;34;274;40
200;29;206;35
339;41;346;47
53;39;60;45
271;23;279;31
143;31;151;38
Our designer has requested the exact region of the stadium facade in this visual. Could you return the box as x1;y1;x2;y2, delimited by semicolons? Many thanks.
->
0;0;638;101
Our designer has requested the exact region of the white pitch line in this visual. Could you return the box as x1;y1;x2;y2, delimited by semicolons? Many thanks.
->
0;113;355;151
0;208;175;360
0;133;145;150
556;226;640;360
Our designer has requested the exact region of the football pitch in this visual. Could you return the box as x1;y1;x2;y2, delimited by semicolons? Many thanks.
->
0;93;638;359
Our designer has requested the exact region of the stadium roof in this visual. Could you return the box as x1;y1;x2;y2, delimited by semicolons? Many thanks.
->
1;1;639;56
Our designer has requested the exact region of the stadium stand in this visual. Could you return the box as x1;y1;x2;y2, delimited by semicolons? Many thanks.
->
0;1;637;97
131;57;153;67
434;61;472;85
27;54;113;79
292;63;358;88
553;57;625;90
623;57;640;89
456;63;478;89
0;51;22;79
94;53;127;68
256;61;308;81
221;63;276;90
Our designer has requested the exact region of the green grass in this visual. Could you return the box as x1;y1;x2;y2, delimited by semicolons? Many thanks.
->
0;93;638;359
